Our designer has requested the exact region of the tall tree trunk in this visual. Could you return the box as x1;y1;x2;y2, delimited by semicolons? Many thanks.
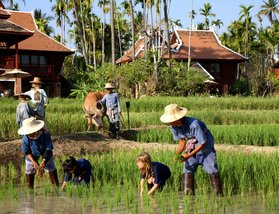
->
143;0;147;59
129;0;135;60
72;0;89;67
110;0;115;64
91;14;96;70
101;1;105;64
163;0;171;61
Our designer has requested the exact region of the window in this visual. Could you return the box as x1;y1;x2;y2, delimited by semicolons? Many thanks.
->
20;55;29;65
40;56;47;65
211;63;220;79
20;55;48;72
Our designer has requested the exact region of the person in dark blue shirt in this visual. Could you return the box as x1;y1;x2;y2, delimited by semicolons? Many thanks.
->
18;117;59;189
136;152;171;196
61;156;93;191
160;104;223;196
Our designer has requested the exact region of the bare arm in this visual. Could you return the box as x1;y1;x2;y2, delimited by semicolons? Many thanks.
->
176;138;186;154
148;184;159;195
140;178;145;196
27;154;39;170
183;143;205;160
60;181;68;191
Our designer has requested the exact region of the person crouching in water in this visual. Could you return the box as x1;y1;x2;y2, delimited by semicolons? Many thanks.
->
61;156;93;191
18;117;59;189
136;152;171;196
160;104;223;196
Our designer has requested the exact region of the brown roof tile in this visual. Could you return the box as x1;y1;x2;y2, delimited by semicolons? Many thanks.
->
7;10;73;54
0;8;10;19
165;30;246;61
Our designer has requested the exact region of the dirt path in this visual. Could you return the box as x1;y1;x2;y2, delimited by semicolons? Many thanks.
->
1;132;279;169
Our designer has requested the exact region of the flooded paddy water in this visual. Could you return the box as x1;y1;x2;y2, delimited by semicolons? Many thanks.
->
0;185;279;214
1;150;279;214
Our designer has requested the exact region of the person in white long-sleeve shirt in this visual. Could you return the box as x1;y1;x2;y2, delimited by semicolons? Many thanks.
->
25;77;48;121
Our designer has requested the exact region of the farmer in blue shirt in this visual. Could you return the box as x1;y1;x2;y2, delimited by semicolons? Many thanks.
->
18;117;59;189
98;82;121;139
160;104;223;196
14;93;35;127
136;152;171;196
61;156;93;191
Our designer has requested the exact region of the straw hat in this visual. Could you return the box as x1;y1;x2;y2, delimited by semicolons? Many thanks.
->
104;82;115;89
18;117;45;135
160;104;187;123
14;93;31;100
30;77;43;84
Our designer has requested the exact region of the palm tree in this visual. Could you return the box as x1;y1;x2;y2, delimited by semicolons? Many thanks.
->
33;9;54;36
121;0;135;60
109;0;115;64
199;3;216;30
257;0;279;25
98;0;109;64
239;5;254;57
1;0;25;8
51;0;69;44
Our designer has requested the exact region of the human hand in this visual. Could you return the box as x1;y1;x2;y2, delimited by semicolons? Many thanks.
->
33;162;39;170
174;154;186;162
39;159;45;168
182;153;191;161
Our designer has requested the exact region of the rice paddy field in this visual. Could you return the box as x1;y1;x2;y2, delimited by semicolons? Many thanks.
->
0;95;279;213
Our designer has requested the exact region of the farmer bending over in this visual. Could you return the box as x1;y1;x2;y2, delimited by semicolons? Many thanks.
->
98;82;121;139
18;117;59;189
61;156;93;191
136;152;171;196
160;104;223;196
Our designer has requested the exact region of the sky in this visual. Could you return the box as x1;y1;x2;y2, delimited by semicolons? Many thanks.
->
12;0;270;49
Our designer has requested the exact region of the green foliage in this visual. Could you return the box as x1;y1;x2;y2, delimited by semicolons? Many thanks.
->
158;61;206;95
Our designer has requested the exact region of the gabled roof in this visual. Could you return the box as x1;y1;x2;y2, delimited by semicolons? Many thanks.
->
166;29;247;61
0;9;33;48
6;10;73;54
116;37;145;64
116;29;247;64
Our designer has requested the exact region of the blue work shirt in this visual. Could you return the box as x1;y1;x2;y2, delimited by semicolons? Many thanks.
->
16;102;35;127
141;162;171;186
100;92;121;112
21;132;53;159
64;158;93;183
170;117;215;154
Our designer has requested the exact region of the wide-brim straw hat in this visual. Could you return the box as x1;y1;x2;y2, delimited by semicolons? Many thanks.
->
14;93;31;100
30;77;43;84
18;117;45;135
160;104;187;123
104;83;115;89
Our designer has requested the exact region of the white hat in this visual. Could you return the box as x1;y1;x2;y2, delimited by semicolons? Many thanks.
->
104;83;115;89
160;104;187;123
30;77;43;84
18;117;45;135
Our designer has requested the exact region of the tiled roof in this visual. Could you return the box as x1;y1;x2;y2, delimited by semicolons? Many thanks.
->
166;30;246;61
116;37;144;64
117;30;247;64
7;10;73;54
0;7;10;19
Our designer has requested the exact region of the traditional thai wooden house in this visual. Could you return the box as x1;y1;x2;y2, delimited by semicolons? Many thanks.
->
116;29;247;94
0;6;73;97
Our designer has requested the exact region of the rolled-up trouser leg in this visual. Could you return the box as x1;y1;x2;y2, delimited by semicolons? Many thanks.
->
183;173;195;195
26;174;35;189
210;172;223;197
49;170;59;187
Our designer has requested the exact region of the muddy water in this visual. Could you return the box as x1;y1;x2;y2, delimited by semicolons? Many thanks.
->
0;187;278;214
